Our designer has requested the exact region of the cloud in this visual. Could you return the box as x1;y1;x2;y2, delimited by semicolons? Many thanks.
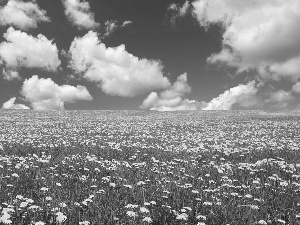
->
121;20;133;27
292;82;300;94
141;73;205;111
203;81;258;110
191;0;300;81
167;1;190;27
68;31;170;97
2;97;29;109
104;20;118;37
63;0;99;30
0;27;61;72
2;69;20;81
21;75;93;110
265;90;294;109
0;0;50;30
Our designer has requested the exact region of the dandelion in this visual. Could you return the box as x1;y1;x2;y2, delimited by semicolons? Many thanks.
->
55;212;67;223
126;211;137;218
176;213;188;220
203;202;212;206
137;181;146;186
277;219;286;224
140;207;150;213
34;222;45;225
257;220;267;225
40;187;49;191
196;215;207;220
142;217;153;223
45;197;52;201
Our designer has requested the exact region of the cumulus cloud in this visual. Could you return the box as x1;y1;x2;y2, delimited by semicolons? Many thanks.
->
68;31;170;97
21;75;93;110
203;81;258;110
2;97;30;109
0;27;61;72
0;0;50;30
167;1;190;27
2;69;20;81
141;73;205;111
63;0;99;30
191;0;300;81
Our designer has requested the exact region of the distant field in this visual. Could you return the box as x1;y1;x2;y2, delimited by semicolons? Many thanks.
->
1;110;300;225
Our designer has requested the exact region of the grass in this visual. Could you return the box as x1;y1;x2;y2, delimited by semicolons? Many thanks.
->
0;110;300;224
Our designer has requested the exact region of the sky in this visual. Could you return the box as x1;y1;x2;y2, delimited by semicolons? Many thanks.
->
0;0;300;111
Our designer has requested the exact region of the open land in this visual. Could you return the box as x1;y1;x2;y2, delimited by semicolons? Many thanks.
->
0;110;300;225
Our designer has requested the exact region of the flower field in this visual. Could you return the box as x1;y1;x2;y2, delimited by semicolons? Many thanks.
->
1;110;300;225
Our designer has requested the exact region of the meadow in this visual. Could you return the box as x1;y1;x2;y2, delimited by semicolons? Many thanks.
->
0;110;300;225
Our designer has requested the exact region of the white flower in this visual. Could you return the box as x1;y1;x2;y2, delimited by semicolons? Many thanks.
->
79;221;90;225
140;207;149;213
56;212;67;223
40;187;49;191
142;217;153;223
126;211;137;218
56;183;62;187
35;222;45;225
176;213;188;220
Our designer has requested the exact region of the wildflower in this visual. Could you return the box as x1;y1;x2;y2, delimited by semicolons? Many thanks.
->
45;197;52;201
109;183;116;187
79;221;90;225
137;181;146;186
126;211;137;218
59;202;67;208
40;187;49;191
196;215;207;220
140;207;150;213
19;202;28;208
35;222;45;225
142;217;153;223
197;222;206;225
257;220;267;225
277;219;286;224
56;183;62;187
56;212;67;223
203;202;212;206
176;213;188;220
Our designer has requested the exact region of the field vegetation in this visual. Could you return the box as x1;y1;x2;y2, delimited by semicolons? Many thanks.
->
0;110;300;225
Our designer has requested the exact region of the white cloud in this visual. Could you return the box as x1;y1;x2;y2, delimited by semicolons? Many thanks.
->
203;81;258;110
265;89;294;109
141;73;205;111
104;20;118;37
2;69;20;81
2;97;29;109
21;75;93;110
121;20;133;27
0;0;50;30
68;31;170;97
0;27;61;71
167;1;190;27
63;0;99;30
292;82;300;94
192;0;300;81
